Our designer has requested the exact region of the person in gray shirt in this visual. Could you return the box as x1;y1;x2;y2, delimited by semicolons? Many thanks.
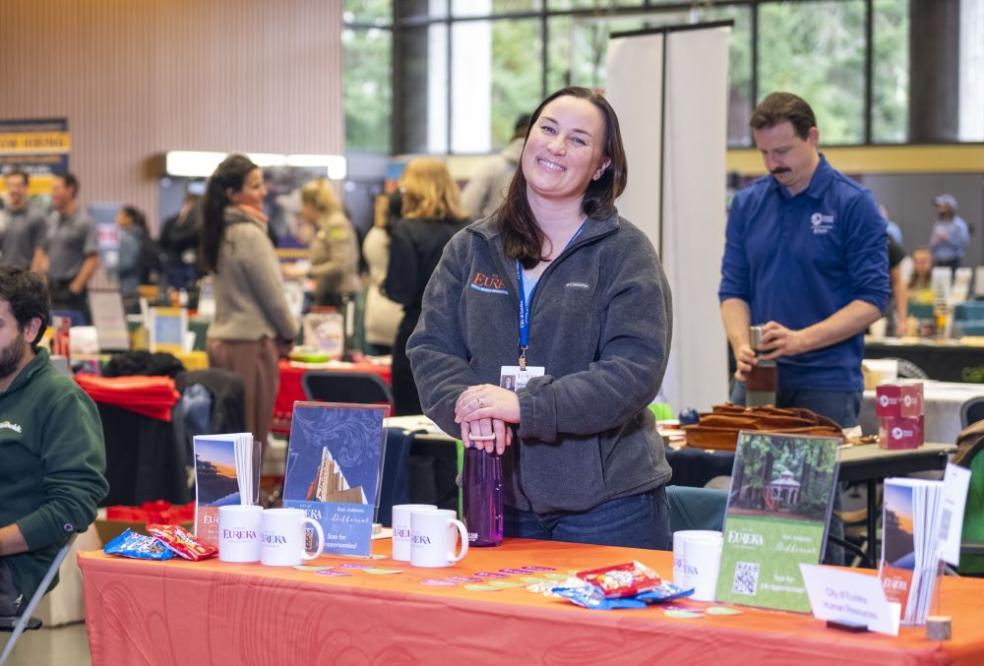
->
46;173;99;319
461;113;530;220
0;169;48;271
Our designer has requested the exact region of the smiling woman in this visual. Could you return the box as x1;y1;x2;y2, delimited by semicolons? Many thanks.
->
407;86;674;551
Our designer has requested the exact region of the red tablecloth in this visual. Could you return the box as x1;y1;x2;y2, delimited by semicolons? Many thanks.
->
272;360;392;434
79;539;984;665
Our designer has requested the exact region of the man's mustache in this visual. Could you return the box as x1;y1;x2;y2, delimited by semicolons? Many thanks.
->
770;167;791;175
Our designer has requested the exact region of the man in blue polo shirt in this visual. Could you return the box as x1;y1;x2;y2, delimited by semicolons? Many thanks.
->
719;92;889;427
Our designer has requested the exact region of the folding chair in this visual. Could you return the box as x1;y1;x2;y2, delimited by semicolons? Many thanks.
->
0;533;78;665
666;486;727;532
301;371;394;411
961;396;984;429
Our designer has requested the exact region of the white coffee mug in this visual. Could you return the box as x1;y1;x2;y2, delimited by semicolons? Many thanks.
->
218;505;263;563
672;530;723;602
391;503;437;562
259;508;325;567
410;508;468;568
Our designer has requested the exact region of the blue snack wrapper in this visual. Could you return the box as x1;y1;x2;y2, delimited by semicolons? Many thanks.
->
552;582;693;610
104;528;174;560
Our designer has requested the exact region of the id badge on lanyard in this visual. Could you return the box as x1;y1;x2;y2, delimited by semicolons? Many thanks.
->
499;365;544;392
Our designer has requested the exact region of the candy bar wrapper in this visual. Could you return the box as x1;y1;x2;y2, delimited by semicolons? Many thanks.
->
553;582;693;610
147;524;218;561
575;561;662;598
104;529;174;560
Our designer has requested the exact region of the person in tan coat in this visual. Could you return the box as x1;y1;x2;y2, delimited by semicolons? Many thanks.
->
299;179;361;308
200;154;297;446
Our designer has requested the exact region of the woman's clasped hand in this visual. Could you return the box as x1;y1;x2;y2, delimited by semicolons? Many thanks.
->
454;384;520;454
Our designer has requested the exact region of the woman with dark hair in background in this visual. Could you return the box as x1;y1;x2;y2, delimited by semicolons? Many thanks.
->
384;158;470;415
158;193;201;294
115;205;158;314
200;154;297;447
361;192;404;356
408;87;673;549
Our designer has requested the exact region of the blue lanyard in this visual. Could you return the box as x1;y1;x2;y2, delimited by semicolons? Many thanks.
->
515;261;535;368
515;222;585;368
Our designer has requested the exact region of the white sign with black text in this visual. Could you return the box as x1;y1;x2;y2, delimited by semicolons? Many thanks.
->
800;564;901;636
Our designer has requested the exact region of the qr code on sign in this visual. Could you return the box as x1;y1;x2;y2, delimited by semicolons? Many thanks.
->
732;561;759;596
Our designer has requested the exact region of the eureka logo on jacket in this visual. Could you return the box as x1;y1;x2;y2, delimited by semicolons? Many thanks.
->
810;212;835;235
469;272;509;295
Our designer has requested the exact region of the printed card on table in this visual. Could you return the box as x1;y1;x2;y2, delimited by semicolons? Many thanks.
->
283;402;387;557
715;431;841;613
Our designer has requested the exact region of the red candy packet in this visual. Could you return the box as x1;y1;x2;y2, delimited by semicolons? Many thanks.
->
575;561;662;598
147;524;217;561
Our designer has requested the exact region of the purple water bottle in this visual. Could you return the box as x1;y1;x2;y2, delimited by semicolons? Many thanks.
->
462;447;503;547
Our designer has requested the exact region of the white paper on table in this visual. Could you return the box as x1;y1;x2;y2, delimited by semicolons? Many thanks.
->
800;564;901;636
938;463;972;566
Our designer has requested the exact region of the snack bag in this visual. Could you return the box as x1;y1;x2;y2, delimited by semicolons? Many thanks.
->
147;524;218;561
104;529;173;560
575;561;662;598
552;581;693;610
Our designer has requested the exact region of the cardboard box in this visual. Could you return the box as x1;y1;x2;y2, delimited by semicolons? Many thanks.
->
875;382;924;418
878;415;924;450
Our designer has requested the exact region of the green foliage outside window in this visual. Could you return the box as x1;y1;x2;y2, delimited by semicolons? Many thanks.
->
343;27;392;152
873;0;909;143
341;1;915;153
758;1;866;144
492;19;544;148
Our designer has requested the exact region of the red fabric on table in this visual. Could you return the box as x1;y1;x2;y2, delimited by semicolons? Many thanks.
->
76;374;180;421
79;539;984;665
105;501;195;525
272;360;393;434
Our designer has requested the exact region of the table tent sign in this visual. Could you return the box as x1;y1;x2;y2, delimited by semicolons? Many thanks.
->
283;402;386;557
716;431;841;612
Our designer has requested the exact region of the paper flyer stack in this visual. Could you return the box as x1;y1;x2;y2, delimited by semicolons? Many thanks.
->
193;433;260;547
879;478;943;625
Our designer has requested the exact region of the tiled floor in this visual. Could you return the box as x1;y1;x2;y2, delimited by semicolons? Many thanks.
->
2;623;91;666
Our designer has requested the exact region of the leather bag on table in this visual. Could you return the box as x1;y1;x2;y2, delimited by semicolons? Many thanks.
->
682;403;843;451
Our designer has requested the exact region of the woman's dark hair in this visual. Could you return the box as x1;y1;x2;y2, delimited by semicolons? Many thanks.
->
120;205;148;233
200;154;257;273
498;86;627;269
0;266;50;350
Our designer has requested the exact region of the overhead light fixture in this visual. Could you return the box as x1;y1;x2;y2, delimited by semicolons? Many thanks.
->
164;151;347;179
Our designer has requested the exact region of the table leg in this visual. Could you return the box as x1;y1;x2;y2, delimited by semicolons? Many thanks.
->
865;479;878;568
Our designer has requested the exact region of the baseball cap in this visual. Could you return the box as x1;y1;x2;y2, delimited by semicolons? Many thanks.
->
933;193;958;208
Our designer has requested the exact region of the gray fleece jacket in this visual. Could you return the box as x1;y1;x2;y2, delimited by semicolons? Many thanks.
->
407;211;673;515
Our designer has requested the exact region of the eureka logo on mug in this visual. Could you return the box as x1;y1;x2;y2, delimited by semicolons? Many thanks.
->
218;505;263;563
410;509;469;569
391;504;436;562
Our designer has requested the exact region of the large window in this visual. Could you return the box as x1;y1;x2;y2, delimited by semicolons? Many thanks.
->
491;18;544;147
758;1;866;144
872;0;910;143
343;27;392;152
343;0;393;152
356;1;936;153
